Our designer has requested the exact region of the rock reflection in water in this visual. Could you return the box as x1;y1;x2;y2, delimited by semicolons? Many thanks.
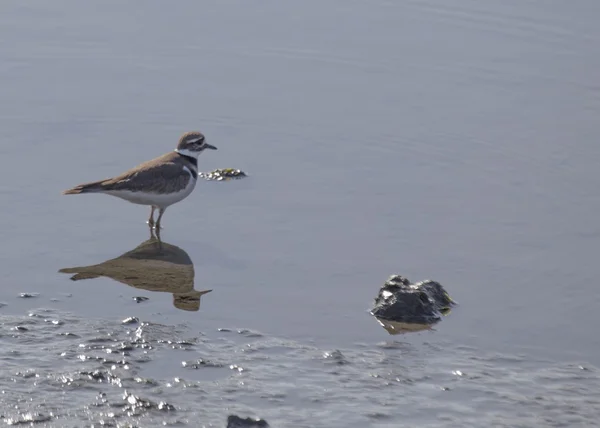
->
374;318;434;335
374;305;453;335
59;229;211;311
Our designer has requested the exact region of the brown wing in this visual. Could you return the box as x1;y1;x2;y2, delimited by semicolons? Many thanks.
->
99;158;192;194
63;153;192;195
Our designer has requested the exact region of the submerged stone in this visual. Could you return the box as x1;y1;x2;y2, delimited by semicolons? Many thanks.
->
199;168;247;181
19;292;39;298
370;275;455;334
122;316;140;325
227;415;269;427
4;413;52;425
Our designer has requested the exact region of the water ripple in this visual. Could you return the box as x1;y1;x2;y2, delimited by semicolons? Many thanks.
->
0;310;599;426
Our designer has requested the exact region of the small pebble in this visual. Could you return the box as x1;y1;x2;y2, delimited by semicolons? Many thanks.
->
157;402;175;411
19;293;39;298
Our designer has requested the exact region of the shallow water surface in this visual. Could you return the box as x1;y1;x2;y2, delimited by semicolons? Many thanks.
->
1;0;600;426
2;310;600;427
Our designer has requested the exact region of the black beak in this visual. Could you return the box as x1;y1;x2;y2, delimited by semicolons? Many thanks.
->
203;143;217;150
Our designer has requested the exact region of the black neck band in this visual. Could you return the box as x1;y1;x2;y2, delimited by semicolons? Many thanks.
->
177;152;198;168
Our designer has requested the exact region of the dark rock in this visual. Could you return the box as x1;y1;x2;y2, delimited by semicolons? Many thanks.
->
133;296;149;303
371;275;455;334
227;415;269;427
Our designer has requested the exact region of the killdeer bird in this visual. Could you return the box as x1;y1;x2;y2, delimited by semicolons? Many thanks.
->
63;131;216;229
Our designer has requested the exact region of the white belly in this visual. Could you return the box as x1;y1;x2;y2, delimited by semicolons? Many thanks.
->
105;178;197;208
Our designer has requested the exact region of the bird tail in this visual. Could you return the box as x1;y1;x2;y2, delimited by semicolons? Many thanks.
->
58;267;101;281
62;180;106;195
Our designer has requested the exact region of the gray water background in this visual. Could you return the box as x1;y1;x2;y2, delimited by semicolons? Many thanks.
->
1;0;599;426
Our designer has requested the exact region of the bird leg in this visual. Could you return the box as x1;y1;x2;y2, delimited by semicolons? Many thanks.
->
155;207;167;230
147;206;156;228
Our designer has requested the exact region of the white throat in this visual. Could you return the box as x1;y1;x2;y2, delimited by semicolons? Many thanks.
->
175;148;200;158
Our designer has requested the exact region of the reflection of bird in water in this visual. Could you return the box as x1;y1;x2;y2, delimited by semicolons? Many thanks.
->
59;229;211;311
